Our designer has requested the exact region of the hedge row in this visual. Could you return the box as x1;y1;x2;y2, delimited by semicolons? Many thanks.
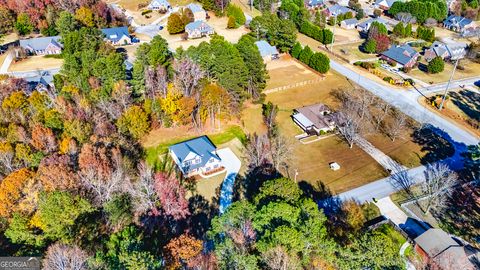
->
299;21;334;45
291;42;330;74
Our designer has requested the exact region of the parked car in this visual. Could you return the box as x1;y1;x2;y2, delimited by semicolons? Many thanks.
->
131;37;140;43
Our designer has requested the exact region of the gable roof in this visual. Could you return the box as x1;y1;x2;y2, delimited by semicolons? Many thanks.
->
19;36;62;52
357;17;387;29
255;40;279;58
186;3;204;13
148;0;170;8
327;4;353;16
342;18;358;25
381;44;418;65
169;136;220;171
294;103;335;130
374;0;399;8
25;71;54;91
428;40;467;60
185;21;213;32
444;15;473;28
101;27;130;42
308;0;324;6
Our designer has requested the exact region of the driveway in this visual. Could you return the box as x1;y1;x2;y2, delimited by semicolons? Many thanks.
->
0;51;13;74
217;148;241;214
375;197;428;238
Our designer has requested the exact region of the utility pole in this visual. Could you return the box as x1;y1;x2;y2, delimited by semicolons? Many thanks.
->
439;58;459;110
330;14;337;51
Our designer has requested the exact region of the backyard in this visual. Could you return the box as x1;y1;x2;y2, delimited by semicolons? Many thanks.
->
332;41;377;62
241;57;448;193
8;56;63;72
409;59;480;84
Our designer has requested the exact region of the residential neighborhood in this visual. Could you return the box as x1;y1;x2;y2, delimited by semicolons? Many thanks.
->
0;0;478;269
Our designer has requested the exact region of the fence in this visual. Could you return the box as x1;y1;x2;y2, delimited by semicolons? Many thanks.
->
264;78;324;94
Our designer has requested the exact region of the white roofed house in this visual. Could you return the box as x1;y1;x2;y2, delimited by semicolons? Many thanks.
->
185;21;214;39
341;18;358;29
307;0;324;8
101;27;132;46
19;36;62;55
147;0;171;11
255;40;279;62
374;0;402;11
325;4;355;18
169;136;223;177
356;17;388;32
292;103;337;136
186;3;207;22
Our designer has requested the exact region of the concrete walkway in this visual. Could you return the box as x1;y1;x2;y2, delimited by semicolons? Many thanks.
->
0;51;13;74
375;197;427;238
217;148;241;214
355;136;406;174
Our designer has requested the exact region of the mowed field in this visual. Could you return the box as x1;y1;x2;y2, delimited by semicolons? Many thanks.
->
8;56;63;72
242;56;431;193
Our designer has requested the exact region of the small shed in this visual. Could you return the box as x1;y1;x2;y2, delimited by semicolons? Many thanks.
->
255;40;279;62
329;162;340;171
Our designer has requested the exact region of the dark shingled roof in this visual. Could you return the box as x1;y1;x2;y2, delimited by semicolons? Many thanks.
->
381;44;418;65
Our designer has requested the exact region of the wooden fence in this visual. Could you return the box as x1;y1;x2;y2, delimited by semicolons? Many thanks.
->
264;78;324;94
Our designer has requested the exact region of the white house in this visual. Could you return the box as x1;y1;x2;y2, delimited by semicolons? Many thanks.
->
185;21;214;39
374;0;402;10
255;40;279;62
147;0;171;11
19;36;62;55
356;17;388;32
186;3;206;21
341;18;358;29
292;103;336;135
169;136;223;177
424;40;468;62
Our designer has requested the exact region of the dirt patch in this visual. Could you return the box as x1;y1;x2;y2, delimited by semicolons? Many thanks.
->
8;56;63;72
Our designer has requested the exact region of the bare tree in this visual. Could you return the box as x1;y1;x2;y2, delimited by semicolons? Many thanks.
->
421;163;458;214
269;134;293;172
245;133;271;169
395;12;416;24
385;109;407;142
373;101;391;131
129;162;160;216
424;18;438;28
335;111;361;148
145;65;168;99
389;160;415;196
43;243;89;270
0;147;15;175
174;57;204;97
263;246;301;270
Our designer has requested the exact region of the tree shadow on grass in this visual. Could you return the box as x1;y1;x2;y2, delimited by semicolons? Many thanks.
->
188;195;215;239
449;90;480;123
411;125;456;165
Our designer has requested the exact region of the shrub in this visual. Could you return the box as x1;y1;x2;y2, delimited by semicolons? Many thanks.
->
227;16;236;29
226;4;246;26
383;76;393;81
141;10;153;16
299;46;314;65
308;52;330;73
291;42;302;59
167;13;185;34
364;39;377;53
427;56;444;74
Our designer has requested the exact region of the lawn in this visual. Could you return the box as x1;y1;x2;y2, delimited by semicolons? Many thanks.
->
265;56;322;89
8;56;63;72
423;89;480;137
143;125;246;169
331;42;376;62
409;59;480;84
158;12;249;50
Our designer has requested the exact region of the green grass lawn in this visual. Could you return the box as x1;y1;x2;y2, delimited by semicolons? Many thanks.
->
376;223;407;251
145;125;246;170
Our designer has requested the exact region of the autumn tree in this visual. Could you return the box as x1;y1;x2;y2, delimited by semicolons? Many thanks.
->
36;154;78;192
116;105;150;139
200;83;231;128
154;172;190;220
174;57;204;97
0;168;38;217
75;7;94;27
31;125;57;154
165;234;203;268
0;142;15;175
167;13;185;34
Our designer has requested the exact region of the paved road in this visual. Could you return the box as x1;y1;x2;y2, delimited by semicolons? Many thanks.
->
217;148;241;214
330;60;479;146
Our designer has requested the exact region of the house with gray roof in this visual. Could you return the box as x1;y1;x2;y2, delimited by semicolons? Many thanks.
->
255;40;279;62
325;4;354;18
424;40;468;62
292;103;337;136
186;3;206;21
414;229;477;270
169;136;223;176
341;18;358;29
307;0;324;8
185;21;214;39
19;36;62;55
443;15;477;33
147;0;171;11
380;44;419;68
101;27;132;46
356;17;388;32
25;71;55;92
374;0;401;10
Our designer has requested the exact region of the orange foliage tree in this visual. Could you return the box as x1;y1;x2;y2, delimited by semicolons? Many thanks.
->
0;168;36;217
165;234;203;269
